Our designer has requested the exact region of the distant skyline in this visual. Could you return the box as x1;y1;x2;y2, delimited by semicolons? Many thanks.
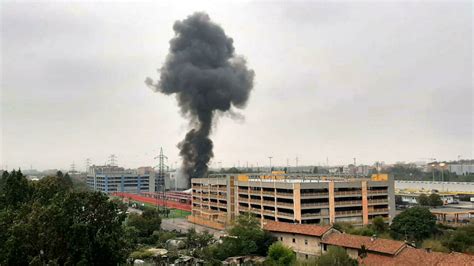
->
1;1;472;171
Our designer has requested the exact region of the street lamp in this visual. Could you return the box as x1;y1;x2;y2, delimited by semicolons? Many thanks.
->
431;164;436;182
439;163;446;182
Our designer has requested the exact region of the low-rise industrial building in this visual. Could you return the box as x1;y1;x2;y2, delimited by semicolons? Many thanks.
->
448;163;474;175
398;193;455;205
87;165;154;193
189;172;395;230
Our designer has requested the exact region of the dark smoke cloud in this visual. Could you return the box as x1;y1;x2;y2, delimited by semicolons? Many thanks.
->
146;12;254;186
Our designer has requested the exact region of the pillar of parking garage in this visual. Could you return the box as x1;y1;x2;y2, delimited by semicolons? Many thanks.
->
294;183;301;223
362;181;369;225
329;181;335;224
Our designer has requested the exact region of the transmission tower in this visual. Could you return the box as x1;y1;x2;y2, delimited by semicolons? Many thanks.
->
85;158;91;172
70;161;76;173
154;148;168;217
108;154;117;167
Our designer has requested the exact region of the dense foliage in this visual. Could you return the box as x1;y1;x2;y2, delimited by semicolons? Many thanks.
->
385;163;474;182
418;193;443;207
442;223;474;254
390;206;437;242
333;216;388;238
266;242;296;266
127;209;162;243
0;170;132;265
198;213;275;262
314;246;358;266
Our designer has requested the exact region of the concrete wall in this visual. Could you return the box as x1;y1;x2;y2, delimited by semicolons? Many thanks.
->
395;180;474;193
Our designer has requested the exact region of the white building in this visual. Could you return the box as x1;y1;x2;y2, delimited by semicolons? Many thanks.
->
448;164;474;175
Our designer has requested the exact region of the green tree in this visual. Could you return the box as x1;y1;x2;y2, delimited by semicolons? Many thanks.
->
418;193;430;206
390;206;437;242
185;228;214;249
266;242;296;266
0;170;32;208
315;246;358;266
443;223;474;253
213;213;275;260
428;193;443;207
127;209;161;241
0;171;132;265
371;216;387;234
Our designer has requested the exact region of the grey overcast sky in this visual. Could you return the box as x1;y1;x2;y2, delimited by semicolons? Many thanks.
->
1;0;472;171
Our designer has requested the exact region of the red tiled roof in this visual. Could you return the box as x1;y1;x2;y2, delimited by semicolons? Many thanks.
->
321;233;406;255
359;246;474;266
263;221;332;237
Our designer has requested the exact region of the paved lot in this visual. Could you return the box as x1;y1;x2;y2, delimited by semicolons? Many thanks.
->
161;218;226;238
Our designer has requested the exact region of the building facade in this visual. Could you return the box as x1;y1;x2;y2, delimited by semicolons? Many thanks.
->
448;163;474;175
87;165;153;193
189;173;395;230
263;221;337;260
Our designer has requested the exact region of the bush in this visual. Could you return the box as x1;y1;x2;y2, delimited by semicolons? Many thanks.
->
315;246;358;266
390;206;437;242
266;242;296;266
421;239;449;253
442;223;474;253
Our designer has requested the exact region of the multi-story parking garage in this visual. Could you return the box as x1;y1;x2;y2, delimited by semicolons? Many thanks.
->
188;172;395;230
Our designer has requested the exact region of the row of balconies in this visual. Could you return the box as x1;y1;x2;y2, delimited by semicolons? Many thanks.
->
301;192;329;198
368;199;389;204
238;198;294;208
368;190;388;194
238;206;294;218
369;208;389;214
335;200;362;206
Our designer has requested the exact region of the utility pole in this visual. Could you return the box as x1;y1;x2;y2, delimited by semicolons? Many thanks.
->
296;156;299;168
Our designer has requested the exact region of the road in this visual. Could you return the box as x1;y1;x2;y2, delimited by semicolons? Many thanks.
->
161;218;226;239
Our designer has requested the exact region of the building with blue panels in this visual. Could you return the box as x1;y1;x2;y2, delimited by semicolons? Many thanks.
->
86;165;154;193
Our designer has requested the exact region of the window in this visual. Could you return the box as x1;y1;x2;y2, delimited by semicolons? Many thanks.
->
292;238;296;243
305;239;308;245
323;245;327;251
280;237;283;241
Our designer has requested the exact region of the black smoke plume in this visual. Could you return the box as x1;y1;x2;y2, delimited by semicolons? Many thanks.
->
146;12;254;186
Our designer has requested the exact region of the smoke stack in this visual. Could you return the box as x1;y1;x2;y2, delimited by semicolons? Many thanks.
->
146;12;254;187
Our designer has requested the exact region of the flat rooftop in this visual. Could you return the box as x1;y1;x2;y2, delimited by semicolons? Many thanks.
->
429;207;474;214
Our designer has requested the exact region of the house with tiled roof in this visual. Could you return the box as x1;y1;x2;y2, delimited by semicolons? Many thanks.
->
321;233;474;266
264;221;474;265
263;221;340;260
321;233;407;259
359;246;474;266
